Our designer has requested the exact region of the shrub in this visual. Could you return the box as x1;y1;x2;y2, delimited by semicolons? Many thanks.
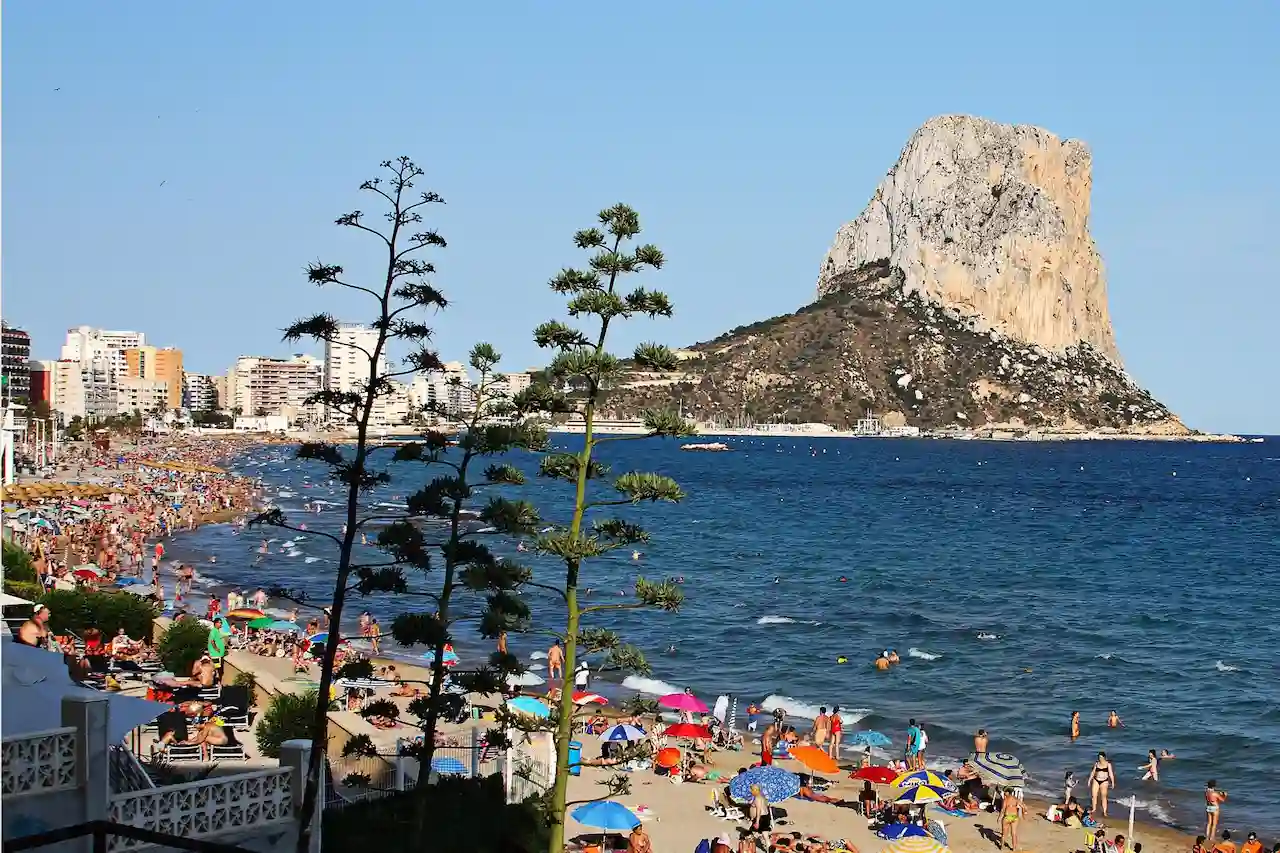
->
39;588;158;640
2;541;37;582
157;618;210;674
323;774;548;853
232;670;259;706
256;690;317;759
3;580;44;602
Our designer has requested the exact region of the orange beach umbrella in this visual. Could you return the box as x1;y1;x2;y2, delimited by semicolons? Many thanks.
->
787;745;839;774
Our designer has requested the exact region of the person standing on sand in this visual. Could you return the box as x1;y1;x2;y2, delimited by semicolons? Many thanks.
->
547;640;564;682
813;707;830;750
906;718;921;768
828;706;843;761
1204;780;1227;841
760;715;779;766
1089;751;1115;818
999;786;1022;850
368;618;381;654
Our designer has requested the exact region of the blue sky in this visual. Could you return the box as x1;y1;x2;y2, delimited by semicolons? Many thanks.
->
3;2;1277;433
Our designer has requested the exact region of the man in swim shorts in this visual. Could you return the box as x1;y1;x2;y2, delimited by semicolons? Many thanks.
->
813;707;830;748
906;718;921;766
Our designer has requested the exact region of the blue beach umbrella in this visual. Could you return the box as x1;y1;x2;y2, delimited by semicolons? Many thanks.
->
970;752;1025;788
430;757;468;776
507;696;551;718
268;620;301;633
849;730;892;747
729;766;801;804
309;632;329;645
879;824;929;840
570;801;640;832
599;724;646;742
115;577;142;586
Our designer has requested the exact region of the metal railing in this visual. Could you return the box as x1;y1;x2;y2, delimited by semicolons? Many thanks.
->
1;821;257;853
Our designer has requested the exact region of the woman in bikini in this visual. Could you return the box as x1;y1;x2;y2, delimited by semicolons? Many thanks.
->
1070;711;1081;740
1089;751;1115;817
1204;780;1227;841
827;706;843;760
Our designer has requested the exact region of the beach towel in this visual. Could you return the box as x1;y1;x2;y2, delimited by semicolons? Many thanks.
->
933;808;973;818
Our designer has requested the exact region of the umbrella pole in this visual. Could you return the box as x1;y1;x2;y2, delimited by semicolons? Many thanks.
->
1127;796;1135;853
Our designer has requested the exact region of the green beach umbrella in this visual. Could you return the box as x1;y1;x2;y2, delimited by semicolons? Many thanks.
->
247;616;273;629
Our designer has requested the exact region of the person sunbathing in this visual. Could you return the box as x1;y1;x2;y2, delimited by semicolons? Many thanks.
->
368;715;398;730
391;681;423;697
798;784;846;805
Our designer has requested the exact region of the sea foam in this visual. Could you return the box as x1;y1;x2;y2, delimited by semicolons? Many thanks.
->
907;648;940;661
621;675;682;696
1215;660;1240;673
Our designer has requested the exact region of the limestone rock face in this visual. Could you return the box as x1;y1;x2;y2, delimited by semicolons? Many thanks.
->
817;115;1121;363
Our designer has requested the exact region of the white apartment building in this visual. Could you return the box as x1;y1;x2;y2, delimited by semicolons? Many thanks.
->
230;355;323;419
409;361;476;421
60;326;145;381
117;377;169;414
50;361;86;421
182;373;220;411
489;370;533;401
323;324;388;424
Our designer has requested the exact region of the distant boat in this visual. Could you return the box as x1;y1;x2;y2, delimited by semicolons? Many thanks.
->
681;442;731;452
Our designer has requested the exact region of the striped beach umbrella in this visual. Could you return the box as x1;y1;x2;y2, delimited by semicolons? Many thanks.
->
893;784;949;804
970;752;1025;788
892;769;957;791
879;825;929;840
599;724;647;742
430;756;468;776
881;836;950;853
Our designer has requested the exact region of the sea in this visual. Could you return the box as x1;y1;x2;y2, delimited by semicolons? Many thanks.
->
163;435;1280;834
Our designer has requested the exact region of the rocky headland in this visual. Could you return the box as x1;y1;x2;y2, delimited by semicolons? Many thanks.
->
605;115;1191;436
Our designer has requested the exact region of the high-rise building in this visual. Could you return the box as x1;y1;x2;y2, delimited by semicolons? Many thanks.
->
231;355;323;419
323;325;388;422
1;323;32;406
409;361;476;421
183;373;220;411
123;346;183;410
61;326;144;381
50;361;86;421
210;375;228;412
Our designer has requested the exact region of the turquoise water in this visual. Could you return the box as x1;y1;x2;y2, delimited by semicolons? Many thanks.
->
172;436;1280;833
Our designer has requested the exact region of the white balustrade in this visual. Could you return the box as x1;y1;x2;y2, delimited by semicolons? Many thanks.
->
107;768;293;852
1;727;78;797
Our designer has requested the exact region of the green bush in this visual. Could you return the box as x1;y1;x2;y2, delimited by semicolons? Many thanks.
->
323;774;548;853
157;619;210;674
232;670;259;706
3;580;44;602
2;541;37;583
39;588;159;640
256;691;317;759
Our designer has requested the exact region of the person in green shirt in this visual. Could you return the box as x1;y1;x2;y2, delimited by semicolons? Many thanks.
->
207;617;227;677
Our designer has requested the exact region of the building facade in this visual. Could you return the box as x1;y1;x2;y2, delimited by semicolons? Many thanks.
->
183;373;220;411
60;327;145;382
2;323;32;407
231;355;323;419
117;378;169;414
323;324;387;423
123;346;183;410
27;360;54;409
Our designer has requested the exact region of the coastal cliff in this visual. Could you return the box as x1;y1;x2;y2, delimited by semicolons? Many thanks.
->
601;116;1185;433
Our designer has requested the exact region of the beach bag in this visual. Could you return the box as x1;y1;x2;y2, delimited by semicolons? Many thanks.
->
695;840;712;853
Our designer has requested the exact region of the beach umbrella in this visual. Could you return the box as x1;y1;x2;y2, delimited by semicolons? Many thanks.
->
892;769;957;792
247;617;274;629
851;766;899;785
880;837;949;853
849;730;892;747
115;577;143;586
729;766;801;804
655;747;681;769
73;569;102;581
121;585;156;596
226;608;265;621
74;563;102;575
505;671;545;688
570;801;640;832
572;691;608;706
787;744;839;775
969;752;1025;788
268;620;301;633
507;696;551;718
880;825;929;840
663;722;712;740
658;692;708;713
309;632;330;645
893;784;949;805
430;756;468;776
599;724;647;742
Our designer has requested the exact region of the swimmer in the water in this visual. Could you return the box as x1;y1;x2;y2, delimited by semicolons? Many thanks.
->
773;576;781;584
666;645;677;655
874;652;891;671
632;550;641;560
839;576;848;582
887;649;901;665
1070;710;1081;740
1158;749;1176;760
1107;710;1125;729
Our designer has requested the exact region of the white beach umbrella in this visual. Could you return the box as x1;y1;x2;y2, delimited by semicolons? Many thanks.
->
506;671;546;688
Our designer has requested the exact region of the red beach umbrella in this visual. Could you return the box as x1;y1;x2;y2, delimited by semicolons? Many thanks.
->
663;722;712;740
851;765;899;785
655;747;681;769
572;691;608;706
73;569;102;580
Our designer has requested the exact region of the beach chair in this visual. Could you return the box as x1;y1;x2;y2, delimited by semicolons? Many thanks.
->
208;738;247;762
155;713;203;763
215;686;251;730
